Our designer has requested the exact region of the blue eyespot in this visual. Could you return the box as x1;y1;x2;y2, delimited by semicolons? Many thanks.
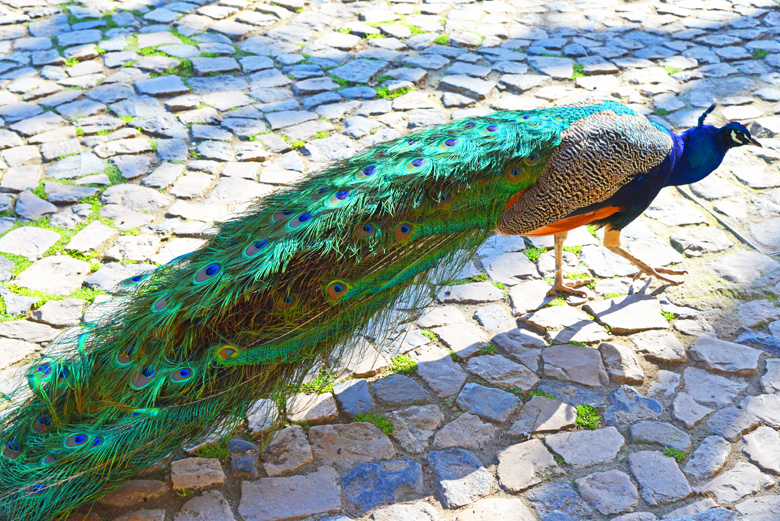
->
244;239;268;258
445;138;457;147
39;415;52;427
363;166;376;175
487;125;498;132
37;364;52;376
91;437;103;448
59;368;69;379
194;263;222;284
412;158;425;167
336;190;350;200
30;484;46;496
463;122;475;128
7;441;19;452
141;366;156;378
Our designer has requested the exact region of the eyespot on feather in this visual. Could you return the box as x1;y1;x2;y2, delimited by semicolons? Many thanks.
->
28;484;46;496
271;210;294;224
355;165;378;181
193;263;221;285
404;158;427;173
36;363;52;377
286;212;313;231
91;436;103;448
131;366;157;390
310;186;329;201
33;414;52;434
395;222;415;242
438;138;458;151
244;239;268;258
462;121;476;129
42;453;59;465
64;433;89;449
217;345;239;359
325;190;350;208
481;125;499;135
325;280;351;301
506;166;523;182
437;192;454;209
151;295;169;313
116;345;135;367
356;223;377;238
122;273;149;286
3;440;21;459
524;153;540;166
277;294;298;310
170;367;194;383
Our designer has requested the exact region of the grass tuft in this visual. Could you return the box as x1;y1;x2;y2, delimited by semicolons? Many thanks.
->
193;439;230;459
389;354;417;375
575;404;600;430
299;369;336;394
663;447;687;463
524;247;546;262
354;412;393;436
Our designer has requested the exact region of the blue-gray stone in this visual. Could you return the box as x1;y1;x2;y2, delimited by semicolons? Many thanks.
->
537;380;608;409
330;59;389;83
229;438;259;479
604;385;662;426
342;458;423;514
456;383;520;423
229;438;258;454
372;374;428;407
340;86;377;99
428;449;494;508
109;96;164;118
135;115;188;139
156;139;188;162
333;379;374;418
526;483;596;521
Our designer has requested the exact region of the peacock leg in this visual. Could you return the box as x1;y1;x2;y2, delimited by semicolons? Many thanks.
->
603;226;686;285
546;232;589;297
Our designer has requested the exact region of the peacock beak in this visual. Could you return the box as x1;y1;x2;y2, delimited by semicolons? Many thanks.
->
748;136;763;147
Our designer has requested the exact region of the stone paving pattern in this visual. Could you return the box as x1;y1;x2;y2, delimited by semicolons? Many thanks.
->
2;0;780;519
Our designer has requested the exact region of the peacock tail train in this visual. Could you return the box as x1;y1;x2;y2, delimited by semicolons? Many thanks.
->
0;100;648;520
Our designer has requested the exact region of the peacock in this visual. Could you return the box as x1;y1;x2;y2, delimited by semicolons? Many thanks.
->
0;99;761;520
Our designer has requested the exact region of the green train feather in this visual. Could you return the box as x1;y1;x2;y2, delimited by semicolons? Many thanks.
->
0;100;640;520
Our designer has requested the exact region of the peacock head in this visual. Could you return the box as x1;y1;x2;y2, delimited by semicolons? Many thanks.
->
719;121;762;149
696;103;762;149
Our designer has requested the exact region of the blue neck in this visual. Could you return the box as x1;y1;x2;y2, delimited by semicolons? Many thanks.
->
665;125;729;187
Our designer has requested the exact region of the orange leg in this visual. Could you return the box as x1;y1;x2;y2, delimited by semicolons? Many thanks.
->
603;226;686;286
546;232;591;298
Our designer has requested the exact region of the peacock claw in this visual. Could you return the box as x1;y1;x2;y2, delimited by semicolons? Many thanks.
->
656;267;687;276
547;280;589;298
632;269;681;286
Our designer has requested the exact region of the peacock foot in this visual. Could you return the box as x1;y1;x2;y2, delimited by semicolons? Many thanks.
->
546;279;591;298
631;266;686;286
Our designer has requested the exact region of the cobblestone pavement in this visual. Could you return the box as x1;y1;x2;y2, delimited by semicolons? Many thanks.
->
2;0;780;519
